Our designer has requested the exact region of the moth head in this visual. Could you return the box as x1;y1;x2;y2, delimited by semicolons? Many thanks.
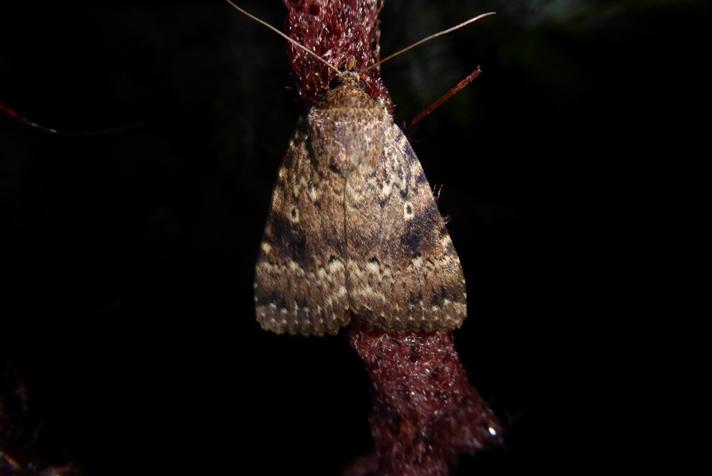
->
330;70;366;92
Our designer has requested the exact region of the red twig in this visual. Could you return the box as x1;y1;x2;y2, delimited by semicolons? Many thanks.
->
0;100;144;136
407;67;482;130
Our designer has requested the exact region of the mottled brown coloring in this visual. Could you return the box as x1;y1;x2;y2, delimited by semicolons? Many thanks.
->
254;73;466;335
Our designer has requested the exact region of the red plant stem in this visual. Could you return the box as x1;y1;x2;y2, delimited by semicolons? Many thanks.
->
347;325;502;476
407;67;482;130
283;0;393;110
283;2;501;474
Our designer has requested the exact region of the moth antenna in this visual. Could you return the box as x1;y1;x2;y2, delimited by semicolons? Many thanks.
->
363;11;496;72
225;0;340;75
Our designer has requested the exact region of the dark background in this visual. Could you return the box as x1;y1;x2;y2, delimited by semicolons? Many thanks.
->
0;0;705;474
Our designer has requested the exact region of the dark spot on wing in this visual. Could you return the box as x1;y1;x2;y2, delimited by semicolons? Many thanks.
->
269;213;308;263
401;227;422;256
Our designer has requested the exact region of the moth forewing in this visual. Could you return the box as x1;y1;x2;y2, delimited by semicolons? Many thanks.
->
254;124;350;336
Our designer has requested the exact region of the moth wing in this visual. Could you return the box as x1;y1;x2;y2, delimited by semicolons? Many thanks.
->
254;125;351;335
345;123;467;332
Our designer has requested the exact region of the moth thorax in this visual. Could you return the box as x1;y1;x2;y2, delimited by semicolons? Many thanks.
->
308;107;386;176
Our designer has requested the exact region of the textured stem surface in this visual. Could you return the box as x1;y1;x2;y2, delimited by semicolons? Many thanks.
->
346;325;502;476
283;1;502;474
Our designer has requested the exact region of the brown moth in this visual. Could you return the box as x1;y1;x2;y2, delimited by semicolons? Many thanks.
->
226;1;495;336
254;71;466;335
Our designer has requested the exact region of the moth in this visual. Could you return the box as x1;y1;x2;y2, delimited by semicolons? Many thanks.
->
254;71;466;336
228;2;495;335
